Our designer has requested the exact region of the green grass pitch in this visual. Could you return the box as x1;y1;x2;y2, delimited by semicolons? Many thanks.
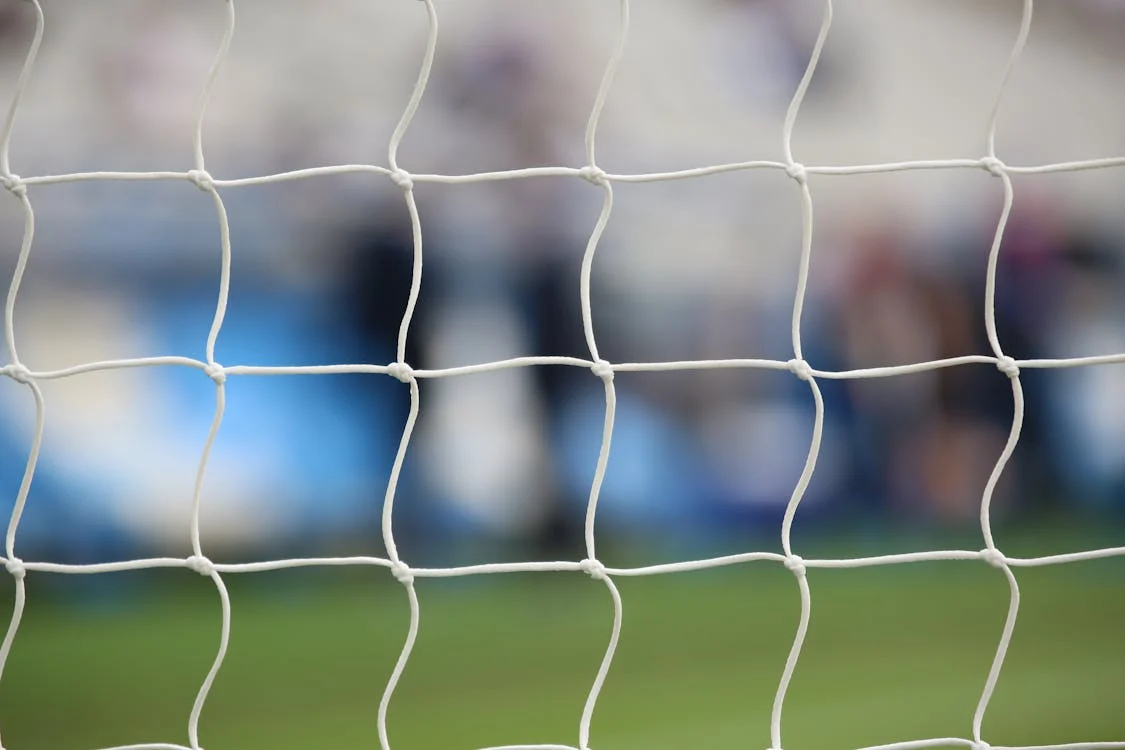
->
1;555;1122;750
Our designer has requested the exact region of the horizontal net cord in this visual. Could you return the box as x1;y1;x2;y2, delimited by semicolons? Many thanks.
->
7;352;1125;385
5;544;1124;580
8;153;1125;193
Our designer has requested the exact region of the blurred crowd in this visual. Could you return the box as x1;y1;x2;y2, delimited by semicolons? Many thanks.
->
0;0;1123;563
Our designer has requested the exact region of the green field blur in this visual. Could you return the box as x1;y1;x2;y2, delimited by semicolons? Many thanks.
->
1;540;1123;750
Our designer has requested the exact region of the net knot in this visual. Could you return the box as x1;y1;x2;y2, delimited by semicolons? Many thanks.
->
784;555;807;577
979;548;1006;569
386;361;414;383
204;362;227;385
979;156;1006;177
2;173;26;198
590;360;614;381
579;558;608;580
784;163;807;183
579;165;608;187
2;363;32;384
5;557;25;580
995;355;1019;379
185;555;215;577
787;358;812;382
186;169;214;192
389;169;414;191
972;742;991;750
389;560;414;584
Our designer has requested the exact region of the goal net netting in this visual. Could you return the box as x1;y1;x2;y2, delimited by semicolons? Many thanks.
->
1;1;1124;750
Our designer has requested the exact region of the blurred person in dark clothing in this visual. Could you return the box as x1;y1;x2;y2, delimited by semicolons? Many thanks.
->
335;25;600;559
832;217;1017;526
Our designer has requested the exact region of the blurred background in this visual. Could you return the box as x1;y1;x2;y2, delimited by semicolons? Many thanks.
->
0;1;1123;749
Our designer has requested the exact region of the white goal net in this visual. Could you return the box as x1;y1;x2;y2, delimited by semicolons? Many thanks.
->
1;1;1124;749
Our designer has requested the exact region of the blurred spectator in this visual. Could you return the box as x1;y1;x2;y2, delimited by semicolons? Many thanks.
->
1042;233;1125;515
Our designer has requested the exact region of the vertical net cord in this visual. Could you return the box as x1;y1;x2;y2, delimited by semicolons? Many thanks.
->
377;3;438;750
575;2;629;750
183;3;237;749
971;1;1034;747
770;2;833;750
0;4;44;750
